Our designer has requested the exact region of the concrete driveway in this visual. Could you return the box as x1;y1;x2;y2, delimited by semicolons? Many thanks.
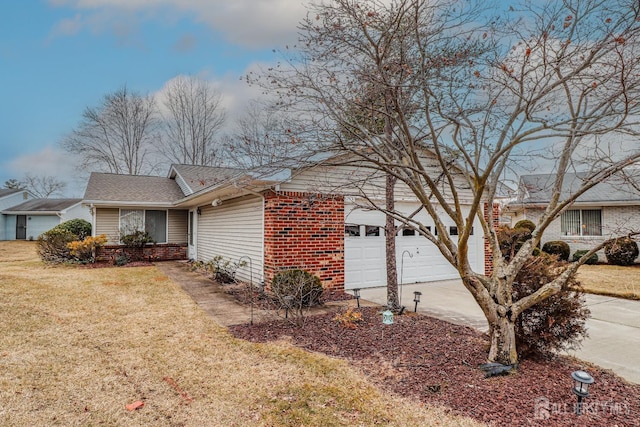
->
359;280;640;385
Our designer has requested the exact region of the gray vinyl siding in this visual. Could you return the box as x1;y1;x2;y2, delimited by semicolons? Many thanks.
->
168;210;188;244
197;195;264;284
280;161;474;203
95;208;120;243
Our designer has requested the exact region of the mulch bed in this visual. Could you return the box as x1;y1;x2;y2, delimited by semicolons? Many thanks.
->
229;306;640;426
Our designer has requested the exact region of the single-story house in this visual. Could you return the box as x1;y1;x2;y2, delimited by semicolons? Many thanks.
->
505;172;640;258
83;161;488;291
1;198;92;241
0;188;36;240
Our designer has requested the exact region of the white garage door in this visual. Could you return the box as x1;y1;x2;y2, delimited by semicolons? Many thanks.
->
344;203;483;289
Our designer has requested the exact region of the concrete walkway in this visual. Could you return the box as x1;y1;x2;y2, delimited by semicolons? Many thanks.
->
359;281;640;385
156;261;275;326
155;261;368;326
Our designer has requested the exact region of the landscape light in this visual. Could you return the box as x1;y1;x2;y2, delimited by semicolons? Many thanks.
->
413;291;422;312
382;309;394;325
571;370;594;415
352;288;361;308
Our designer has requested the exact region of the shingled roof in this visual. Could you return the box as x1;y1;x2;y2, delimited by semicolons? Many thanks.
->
518;172;640;205
0;188;22;198
169;164;244;195
2;198;81;213
83;173;186;204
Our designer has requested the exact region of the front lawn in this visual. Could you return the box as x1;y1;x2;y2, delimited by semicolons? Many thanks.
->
0;241;479;426
576;264;640;300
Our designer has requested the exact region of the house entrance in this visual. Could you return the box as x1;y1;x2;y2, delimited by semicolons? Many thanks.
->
16;215;27;240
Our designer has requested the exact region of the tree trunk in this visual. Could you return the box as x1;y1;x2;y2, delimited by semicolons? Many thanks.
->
487;315;518;366
386;173;401;311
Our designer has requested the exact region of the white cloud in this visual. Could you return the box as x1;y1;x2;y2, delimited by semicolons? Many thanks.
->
50;13;84;37
6;146;88;197
48;0;307;48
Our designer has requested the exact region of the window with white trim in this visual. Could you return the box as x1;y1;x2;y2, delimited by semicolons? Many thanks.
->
119;209;168;243
560;209;602;236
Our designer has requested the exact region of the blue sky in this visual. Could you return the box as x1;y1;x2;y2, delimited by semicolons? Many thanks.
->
0;0;306;196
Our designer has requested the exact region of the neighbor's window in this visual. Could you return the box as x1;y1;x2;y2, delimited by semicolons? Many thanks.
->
561;209;602;236
119;209;168;243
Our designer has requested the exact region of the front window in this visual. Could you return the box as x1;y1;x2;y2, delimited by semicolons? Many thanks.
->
561;209;602;236
119;209;167;243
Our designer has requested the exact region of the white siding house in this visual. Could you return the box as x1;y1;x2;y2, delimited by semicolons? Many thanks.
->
506;173;640;260
1;199;91;240
0;189;35;240
84;161;488;290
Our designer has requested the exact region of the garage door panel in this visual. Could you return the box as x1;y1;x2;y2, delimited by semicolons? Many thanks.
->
345;203;484;289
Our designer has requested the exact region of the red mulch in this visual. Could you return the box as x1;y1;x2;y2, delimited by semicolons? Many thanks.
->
229;307;639;426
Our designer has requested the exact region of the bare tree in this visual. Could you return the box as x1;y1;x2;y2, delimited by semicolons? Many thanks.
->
225;100;299;170
159;75;226;166
253;0;640;366
20;174;66;197
61;86;158;175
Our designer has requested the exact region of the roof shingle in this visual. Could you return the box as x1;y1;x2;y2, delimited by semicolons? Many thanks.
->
3;198;81;213
83;173;186;204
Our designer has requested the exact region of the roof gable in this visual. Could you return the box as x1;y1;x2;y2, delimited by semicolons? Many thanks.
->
168;164;244;195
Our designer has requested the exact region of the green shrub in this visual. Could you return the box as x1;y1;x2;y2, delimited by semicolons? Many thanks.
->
120;230;154;248
272;269;323;309
514;219;536;233
497;227;589;359
37;228;77;263
114;253;130;266
572;250;599;265
542;240;570;261
512;253;589;358
605;237;639;266
55;219;92;240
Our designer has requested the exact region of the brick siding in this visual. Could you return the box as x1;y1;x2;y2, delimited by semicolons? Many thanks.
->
263;191;345;291
97;243;188;262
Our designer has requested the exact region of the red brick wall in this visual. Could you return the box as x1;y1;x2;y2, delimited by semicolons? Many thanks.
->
97;243;188;262
484;202;501;276
263;191;345;291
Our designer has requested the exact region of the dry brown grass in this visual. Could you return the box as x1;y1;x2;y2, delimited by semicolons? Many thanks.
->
576;264;640;300
0;241;483;427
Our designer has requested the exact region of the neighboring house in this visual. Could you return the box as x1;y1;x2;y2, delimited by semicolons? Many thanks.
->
0;188;36;240
83;161;487;291
1;198;91;241
506;172;640;258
